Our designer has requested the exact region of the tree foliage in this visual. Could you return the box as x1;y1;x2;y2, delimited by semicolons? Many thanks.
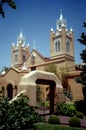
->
0;0;16;18
0;66;9;73
44;63;58;76
78;22;86;46
45;64;73;100
77;22;86;101
55;102;76;117
0;94;41;130
59;67;69;88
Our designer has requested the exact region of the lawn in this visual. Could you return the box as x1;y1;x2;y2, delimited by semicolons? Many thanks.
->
33;123;84;130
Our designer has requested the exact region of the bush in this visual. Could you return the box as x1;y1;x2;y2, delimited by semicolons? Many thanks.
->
48;115;60;124
0;94;42;130
55;102;76;116
76;112;84;119
69;117;81;127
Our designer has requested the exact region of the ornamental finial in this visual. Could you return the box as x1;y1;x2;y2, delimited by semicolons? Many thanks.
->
59;9;63;20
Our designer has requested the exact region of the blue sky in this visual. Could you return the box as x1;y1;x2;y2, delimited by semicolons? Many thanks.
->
0;0;86;71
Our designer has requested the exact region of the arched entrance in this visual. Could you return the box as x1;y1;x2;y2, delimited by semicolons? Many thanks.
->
7;84;13;100
18;70;63;114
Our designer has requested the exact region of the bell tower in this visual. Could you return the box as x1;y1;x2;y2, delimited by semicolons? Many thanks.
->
50;11;75;70
11;31;30;66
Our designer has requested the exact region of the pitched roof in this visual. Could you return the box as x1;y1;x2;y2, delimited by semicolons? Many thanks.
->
31;49;50;61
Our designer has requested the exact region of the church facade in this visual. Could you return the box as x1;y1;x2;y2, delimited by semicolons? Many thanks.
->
0;12;83;102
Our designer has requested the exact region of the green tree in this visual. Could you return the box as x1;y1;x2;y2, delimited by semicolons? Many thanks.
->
77;22;86;101
45;63;58;76
45;64;73;100
0;66;9;73
0;97;10;129
60;67;73;100
0;94;41;130
59;67;69;88
36;85;42;103
0;0;16;18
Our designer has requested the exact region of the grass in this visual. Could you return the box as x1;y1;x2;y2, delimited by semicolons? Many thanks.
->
33;123;83;130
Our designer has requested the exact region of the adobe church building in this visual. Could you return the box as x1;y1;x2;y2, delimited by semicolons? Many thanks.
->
0;12;83;108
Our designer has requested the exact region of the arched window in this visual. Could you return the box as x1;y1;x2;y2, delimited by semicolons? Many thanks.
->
66;39;70;53
15;54;18;63
22;55;26;62
7;84;13;100
31;54;36;64
31;54;35;61
55;40;60;52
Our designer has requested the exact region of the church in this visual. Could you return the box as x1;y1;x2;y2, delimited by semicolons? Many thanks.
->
0;12;83;105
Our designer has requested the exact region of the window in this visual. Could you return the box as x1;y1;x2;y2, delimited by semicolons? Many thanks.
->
22;55;26;62
7;84;13;100
31;67;36;71
55;40;60;52
66;39;70;53
31;54;36;64
31;54;35;61
15;54;18;63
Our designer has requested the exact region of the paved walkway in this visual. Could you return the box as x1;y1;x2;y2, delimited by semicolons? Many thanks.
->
44;115;86;129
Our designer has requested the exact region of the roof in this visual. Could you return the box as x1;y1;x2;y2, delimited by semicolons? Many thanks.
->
28;49;50;62
1;66;20;77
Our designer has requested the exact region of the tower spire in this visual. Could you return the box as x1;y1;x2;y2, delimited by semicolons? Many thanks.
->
56;10;66;30
19;29;23;38
17;30;24;44
59;9;63;20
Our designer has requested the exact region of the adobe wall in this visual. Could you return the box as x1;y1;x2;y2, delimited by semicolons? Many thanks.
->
18;70;64;106
67;71;83;101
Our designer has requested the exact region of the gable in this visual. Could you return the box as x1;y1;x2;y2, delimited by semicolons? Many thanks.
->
25;49;49;67
2;67;20;82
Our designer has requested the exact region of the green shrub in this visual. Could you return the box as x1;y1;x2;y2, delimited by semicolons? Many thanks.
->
55;102;76;116
69;117;81;127
48;115;60;124
76;112;84;119
0;94;42;130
